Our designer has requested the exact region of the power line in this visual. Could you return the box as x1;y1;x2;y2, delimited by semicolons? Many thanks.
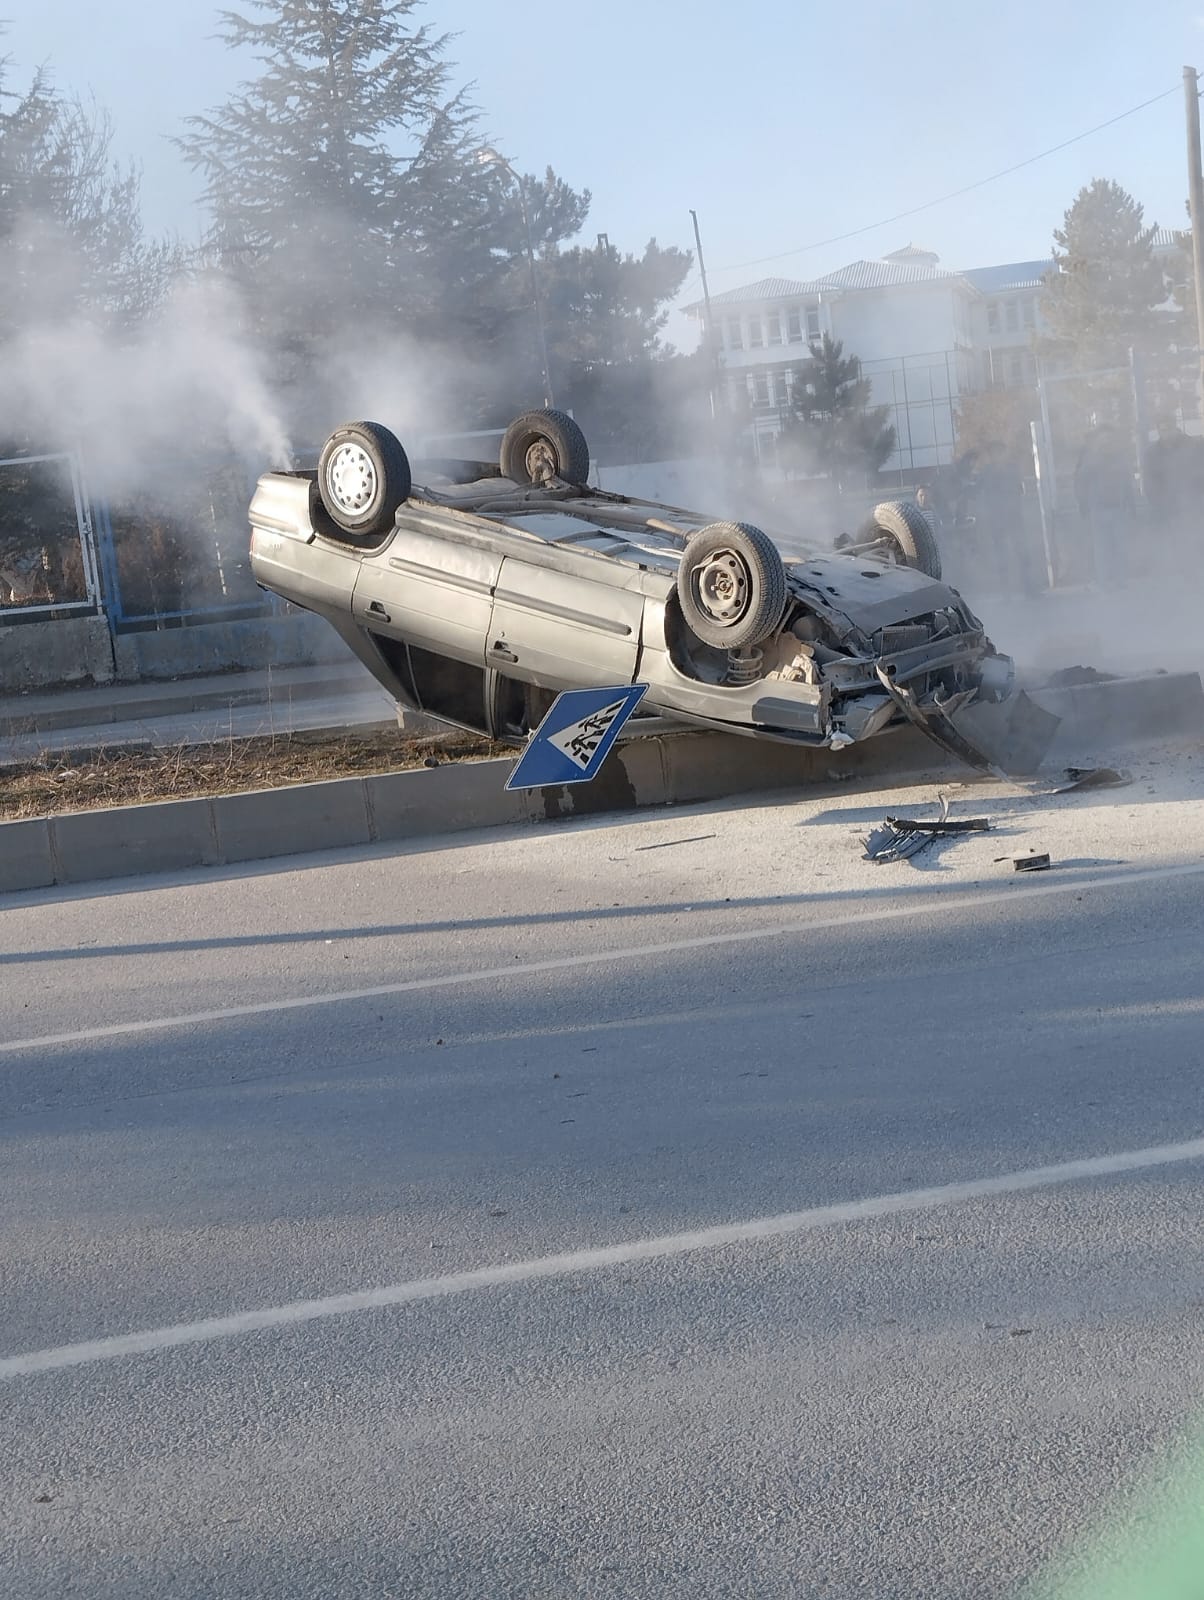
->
692;82;1181;287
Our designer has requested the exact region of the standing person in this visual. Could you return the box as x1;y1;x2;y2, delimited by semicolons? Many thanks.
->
1074;421;1136;587
914;482;942;537
1143;414;1204;560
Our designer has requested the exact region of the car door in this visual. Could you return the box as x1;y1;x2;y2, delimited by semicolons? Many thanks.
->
351;523;502;666
489;554;643;690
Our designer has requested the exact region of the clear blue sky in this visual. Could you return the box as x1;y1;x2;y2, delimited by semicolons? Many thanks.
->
4;0;1204;344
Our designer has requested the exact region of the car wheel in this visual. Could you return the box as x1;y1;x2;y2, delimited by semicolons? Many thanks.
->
500;409;591;486
317;421;412;537
858;500;942;579
676;521;788;650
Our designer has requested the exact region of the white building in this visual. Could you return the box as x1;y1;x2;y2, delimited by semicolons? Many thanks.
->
687;232;1190;473
691;246;976;471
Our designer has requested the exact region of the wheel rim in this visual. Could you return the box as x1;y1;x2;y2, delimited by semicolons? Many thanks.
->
523;438;558;483
326;442;378;516
693;548;751;627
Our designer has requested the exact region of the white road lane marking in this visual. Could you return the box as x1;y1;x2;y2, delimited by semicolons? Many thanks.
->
4;1134;1204;1382
3;860;1202;1058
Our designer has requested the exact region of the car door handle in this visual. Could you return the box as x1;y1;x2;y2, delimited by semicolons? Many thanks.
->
491;640;519;663
368;600;391;622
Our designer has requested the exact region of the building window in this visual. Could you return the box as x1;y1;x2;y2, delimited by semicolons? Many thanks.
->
773;370;791;406
752;372;771;407
1021;297;1036;330
987;303;1000;334
787;307;804;343
806;307;821;342
748;317;764;349
1008;350;1024;386
726;317;743;350
766;311;783;345
1005;299;1019;333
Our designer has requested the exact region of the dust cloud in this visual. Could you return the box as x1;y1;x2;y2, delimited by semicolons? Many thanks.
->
0;265;291;502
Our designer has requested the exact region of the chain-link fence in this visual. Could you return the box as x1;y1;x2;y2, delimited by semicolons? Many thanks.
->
0;453;102;622
95;458;269;631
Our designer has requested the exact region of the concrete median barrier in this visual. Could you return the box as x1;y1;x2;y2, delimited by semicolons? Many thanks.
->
2;671;1200;896
212;778;373;865
1031;671;1204;748
51;797;217;883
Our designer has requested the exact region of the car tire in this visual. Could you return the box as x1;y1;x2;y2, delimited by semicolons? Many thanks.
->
500;409;591;486
858;500;942;579
317;421;412;537
676;521;788;650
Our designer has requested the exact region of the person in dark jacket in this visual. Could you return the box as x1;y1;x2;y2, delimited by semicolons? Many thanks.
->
1143;415;1204;552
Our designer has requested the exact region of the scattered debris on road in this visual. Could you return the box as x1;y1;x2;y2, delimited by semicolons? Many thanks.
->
1012;853;1052;873
1052;766;1133;794
861;795;992;865
634;833;717;852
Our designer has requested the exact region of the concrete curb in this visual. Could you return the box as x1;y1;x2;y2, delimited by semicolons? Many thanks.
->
3;671;1200;896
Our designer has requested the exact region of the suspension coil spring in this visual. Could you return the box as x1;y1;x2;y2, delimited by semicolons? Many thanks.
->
725;647;763;686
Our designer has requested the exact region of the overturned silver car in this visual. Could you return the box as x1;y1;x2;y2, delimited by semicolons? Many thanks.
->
248;409;1055;773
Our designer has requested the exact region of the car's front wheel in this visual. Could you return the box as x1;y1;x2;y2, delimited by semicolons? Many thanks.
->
317;421;412;537
500;409;591;486
675;521;788;650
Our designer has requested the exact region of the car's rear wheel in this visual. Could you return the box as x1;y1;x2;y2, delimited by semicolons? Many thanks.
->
317;421;412;537
500;409;591;486
857;500;942;579
676;521;788;650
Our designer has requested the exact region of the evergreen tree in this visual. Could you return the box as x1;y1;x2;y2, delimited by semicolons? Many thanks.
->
178;2;696;437
177;0;596;421
179;0;453;330
0;58;176;336
1040;179;1167;370
782;334;896;489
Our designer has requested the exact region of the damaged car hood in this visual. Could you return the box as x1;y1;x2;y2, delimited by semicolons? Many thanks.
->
783;554;958;637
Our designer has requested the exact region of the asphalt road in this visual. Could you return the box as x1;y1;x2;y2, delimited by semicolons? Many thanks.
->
4;758;1204;1599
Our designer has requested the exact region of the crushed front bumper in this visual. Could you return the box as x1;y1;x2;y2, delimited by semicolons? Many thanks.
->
874;665;1060;776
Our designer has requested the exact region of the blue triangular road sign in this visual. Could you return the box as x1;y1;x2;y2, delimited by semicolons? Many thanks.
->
505;684;648;791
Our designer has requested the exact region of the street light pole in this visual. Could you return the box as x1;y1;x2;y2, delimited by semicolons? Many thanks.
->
690;208;719;420
1183;66;1204;417
478;148;555;409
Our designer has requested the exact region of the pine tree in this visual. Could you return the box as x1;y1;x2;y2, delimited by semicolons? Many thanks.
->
783;334;896;489
179;1;453;328
0;58;176;337
1041;179;1167;370
177;0;597;423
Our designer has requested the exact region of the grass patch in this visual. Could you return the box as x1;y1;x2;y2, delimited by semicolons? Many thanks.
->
0;728;507;821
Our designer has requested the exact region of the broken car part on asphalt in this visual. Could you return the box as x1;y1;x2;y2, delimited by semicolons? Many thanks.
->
1012;853;1052;872
861;794;992;865
1052;766;1133;794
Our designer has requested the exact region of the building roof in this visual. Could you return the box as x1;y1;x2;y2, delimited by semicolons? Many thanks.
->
701;276;814;308
961;260;1052;294
816;257;958;290
882;243;941;265
690;227;1194;318
691;255;959;314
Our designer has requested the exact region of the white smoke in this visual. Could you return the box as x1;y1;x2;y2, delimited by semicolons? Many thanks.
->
1;268;292;499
